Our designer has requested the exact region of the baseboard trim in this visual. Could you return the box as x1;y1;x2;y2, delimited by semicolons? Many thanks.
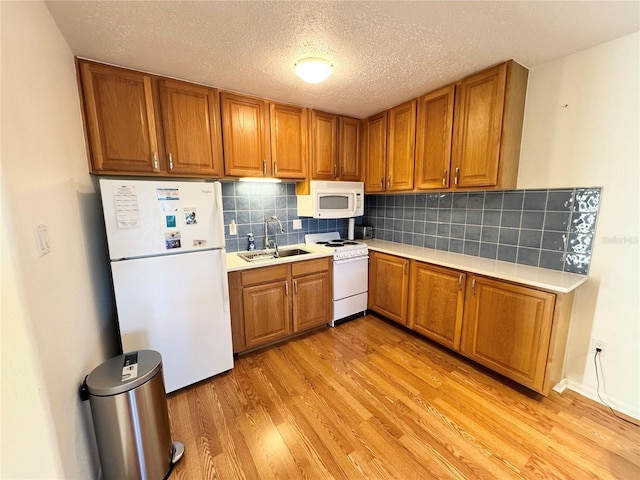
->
556;378;640;422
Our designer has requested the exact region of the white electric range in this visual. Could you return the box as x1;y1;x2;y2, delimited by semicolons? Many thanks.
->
305;232;369;326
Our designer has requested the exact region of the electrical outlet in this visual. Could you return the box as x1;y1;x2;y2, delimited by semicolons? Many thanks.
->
292;219;302;230
592;338;607;357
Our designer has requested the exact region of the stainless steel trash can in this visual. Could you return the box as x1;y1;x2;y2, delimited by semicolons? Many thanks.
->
84;350;184;480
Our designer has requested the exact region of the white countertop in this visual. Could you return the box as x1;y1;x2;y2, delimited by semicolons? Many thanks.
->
363;239;587;294
226;243;333;272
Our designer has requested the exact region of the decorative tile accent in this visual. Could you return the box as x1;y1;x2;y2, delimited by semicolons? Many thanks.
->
221;181;348;252
363;187;602;275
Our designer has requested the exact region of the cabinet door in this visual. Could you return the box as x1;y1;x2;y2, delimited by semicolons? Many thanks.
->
451;63;507;188
387;100;416;191
293;272;330;332
221;92;271;177
159;80;223;177
368;251;409;325
80;62;160;174
461;275;556;392
243;281;291;348
311;110;338;180
270;103;308;179
408;262;465;350
363;112;388;193
338;116;361;181
415;85;455;190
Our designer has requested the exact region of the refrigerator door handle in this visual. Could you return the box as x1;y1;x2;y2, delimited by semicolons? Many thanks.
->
219;252;231;314
212;182;226;248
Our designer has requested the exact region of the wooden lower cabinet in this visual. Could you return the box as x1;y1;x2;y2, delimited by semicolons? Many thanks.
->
292;272;330;332
368;251;409;325
460;275;559;393
243;280;291;349
408;261;465;350
368;251;575;396
229;257;331;353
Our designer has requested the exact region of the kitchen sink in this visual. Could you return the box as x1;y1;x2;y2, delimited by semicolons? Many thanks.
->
237;248;310;263
275;248;310;258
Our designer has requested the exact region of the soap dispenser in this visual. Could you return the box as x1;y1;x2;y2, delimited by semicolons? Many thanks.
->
247;233;255;251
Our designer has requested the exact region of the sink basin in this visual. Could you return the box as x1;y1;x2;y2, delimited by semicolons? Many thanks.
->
237;248;311;263
275;248;310;258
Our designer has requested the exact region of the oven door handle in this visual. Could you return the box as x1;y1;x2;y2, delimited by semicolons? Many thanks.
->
333;255;369;265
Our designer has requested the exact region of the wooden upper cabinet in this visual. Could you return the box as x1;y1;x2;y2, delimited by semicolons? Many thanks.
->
415;85;455;190
80;61;160;174
363;112;388;193
270;103;308;179
368;251;409;325
159;79;223;177
408;261;465;350
460;275;556;392
387;100;417;191
451;60;528;189
338;116;361;181
310;110;338;180
221;92;271;177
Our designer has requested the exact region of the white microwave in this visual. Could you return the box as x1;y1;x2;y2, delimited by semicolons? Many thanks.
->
297;181;364;219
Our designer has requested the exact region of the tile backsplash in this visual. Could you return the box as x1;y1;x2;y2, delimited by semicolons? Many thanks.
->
362;187;601;274
221;181;601;275
221;181;348;252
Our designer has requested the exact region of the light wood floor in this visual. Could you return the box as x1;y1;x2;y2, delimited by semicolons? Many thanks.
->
167;314;639;479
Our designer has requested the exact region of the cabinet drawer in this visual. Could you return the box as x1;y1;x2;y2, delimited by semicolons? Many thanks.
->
241;264;289;286
291;257;330;277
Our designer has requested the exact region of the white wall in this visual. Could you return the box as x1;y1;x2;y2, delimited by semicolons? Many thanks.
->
519;32;639;418
1;2;118;478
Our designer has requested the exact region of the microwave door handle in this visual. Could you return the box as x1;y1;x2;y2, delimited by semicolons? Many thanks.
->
350;191;358;216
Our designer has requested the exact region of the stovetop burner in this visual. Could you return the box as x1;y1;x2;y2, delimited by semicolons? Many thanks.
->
306;232;368;253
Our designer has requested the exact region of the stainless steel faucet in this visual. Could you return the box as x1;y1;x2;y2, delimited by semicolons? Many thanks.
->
264;216;285;255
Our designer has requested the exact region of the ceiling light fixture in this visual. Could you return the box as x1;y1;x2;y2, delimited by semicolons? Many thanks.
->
294;57;333;84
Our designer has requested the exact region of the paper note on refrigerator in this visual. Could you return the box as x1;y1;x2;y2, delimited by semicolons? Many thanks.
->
114;185;140;229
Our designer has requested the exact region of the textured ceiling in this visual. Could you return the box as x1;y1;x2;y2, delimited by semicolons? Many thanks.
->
45;1;639;119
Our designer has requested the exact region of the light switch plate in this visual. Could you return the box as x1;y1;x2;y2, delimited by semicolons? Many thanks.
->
292;219;302;230
34;224;51;256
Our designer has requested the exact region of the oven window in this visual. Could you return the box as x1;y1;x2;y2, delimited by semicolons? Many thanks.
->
319;195;349;210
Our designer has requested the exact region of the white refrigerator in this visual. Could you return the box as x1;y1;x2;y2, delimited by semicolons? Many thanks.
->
99;179;233;393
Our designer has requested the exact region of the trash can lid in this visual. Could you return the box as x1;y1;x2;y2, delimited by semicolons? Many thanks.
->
86;350;163;396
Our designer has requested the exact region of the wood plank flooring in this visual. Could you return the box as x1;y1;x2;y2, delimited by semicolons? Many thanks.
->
167;314;639;479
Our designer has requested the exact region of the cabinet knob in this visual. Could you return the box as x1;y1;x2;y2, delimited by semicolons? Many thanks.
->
380;177;384;189
333;164;337;178
294;280;298;294
285;282;289;296
458;274;463;290
168;152;174;171
471;278;476;293
274;161;278;176
387;176;391;189
442;170;448;186
454;167;459;186
263;160;267;176
153;152;159;171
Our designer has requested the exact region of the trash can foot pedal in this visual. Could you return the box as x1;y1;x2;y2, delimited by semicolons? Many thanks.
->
171;441;185;464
